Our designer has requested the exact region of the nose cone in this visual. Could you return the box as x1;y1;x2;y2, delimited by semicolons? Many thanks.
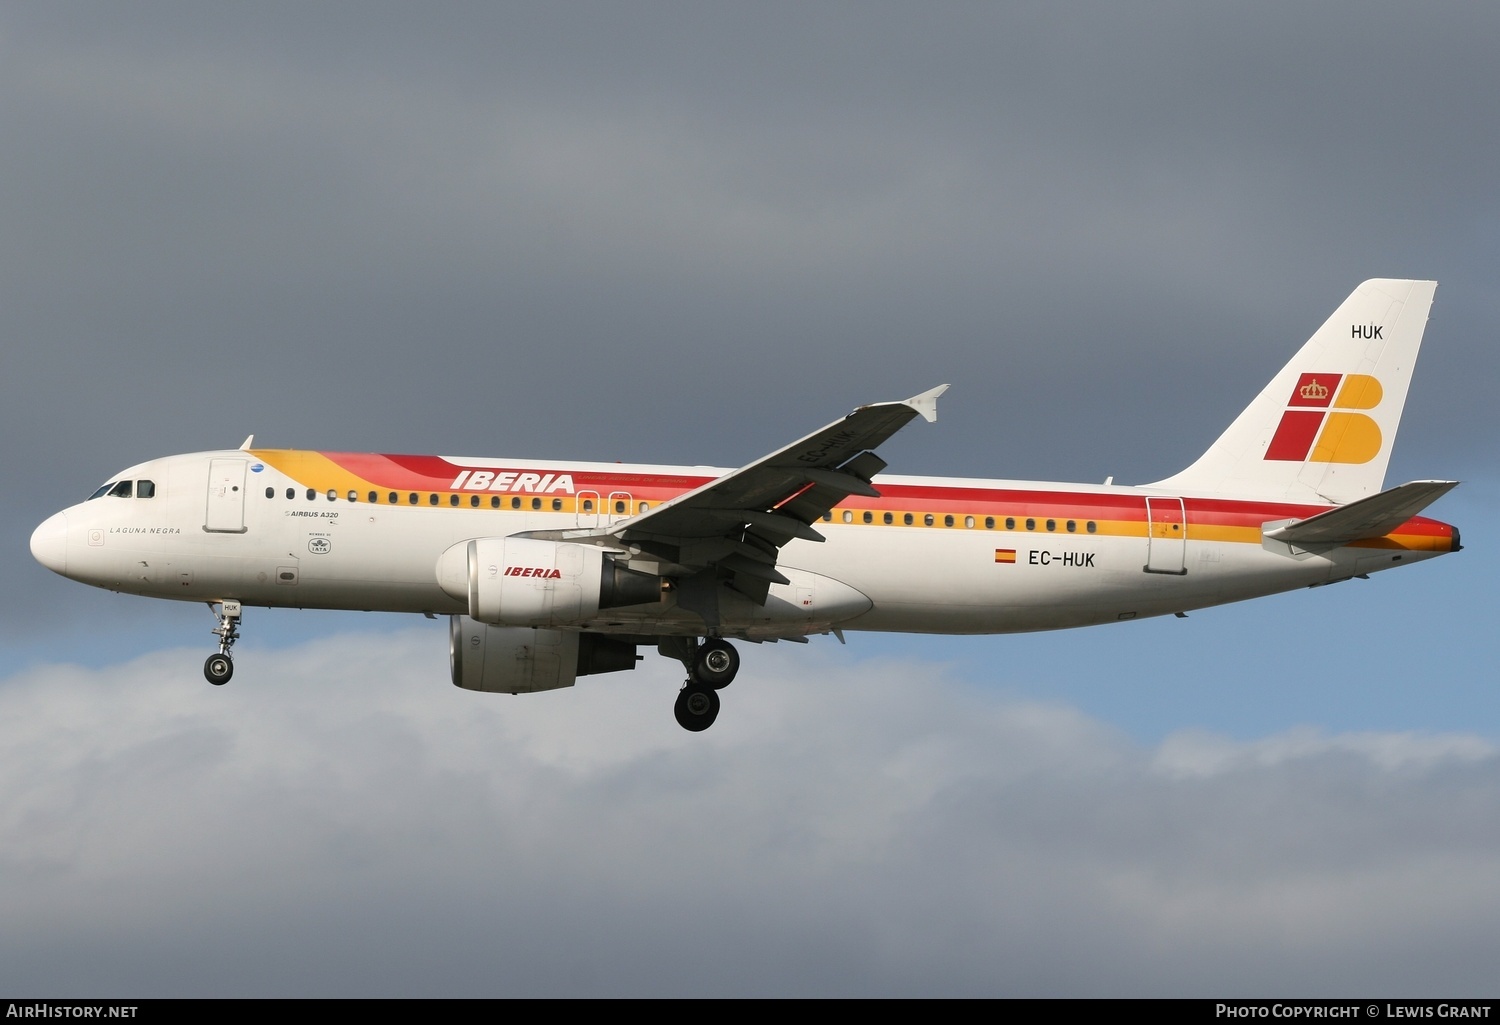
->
30;511;69;575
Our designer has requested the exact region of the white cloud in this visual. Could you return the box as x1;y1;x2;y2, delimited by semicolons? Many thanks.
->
1154;725;1496;777
2;631;1497;996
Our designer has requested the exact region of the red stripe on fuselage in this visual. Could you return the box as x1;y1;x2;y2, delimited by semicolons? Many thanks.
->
302;452;1455;544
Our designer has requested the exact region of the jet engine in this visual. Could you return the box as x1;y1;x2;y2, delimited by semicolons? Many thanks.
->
449;617;641;693
436;536;661;627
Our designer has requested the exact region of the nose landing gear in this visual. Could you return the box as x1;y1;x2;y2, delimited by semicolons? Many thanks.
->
203;600;241;686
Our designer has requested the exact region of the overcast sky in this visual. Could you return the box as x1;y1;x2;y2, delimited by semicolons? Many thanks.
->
2;2;1497;996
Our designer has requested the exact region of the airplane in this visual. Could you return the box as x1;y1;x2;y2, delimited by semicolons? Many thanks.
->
30;279;1459;731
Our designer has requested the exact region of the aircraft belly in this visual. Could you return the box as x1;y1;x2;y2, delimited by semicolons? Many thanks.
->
789;528;1364;635
789;528;1147;621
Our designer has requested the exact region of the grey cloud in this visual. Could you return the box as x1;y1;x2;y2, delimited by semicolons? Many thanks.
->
2;634;1497;996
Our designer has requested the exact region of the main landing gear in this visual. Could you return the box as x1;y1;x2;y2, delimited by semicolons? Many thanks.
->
674;684;720;732
203;600;241;686
669;638;740;732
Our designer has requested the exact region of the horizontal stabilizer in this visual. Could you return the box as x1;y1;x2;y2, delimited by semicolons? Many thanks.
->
1264;480;1459;546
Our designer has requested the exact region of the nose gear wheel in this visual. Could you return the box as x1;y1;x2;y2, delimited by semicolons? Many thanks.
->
204;600;242;686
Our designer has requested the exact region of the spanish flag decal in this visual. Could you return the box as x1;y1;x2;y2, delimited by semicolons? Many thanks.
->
994;549;1017;564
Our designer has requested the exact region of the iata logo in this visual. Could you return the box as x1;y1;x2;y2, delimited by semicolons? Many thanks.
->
1266;373;1383;463
504;566;563;579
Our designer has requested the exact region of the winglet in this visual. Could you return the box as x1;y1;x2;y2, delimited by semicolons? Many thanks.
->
239;434;255;451
904;384;950;424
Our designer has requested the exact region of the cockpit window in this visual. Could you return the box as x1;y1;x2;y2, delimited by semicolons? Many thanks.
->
107;480;133;499
88;482;115;501
136;480;155;499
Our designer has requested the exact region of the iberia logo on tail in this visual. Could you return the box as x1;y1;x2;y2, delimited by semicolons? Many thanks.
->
1264;373;1383;463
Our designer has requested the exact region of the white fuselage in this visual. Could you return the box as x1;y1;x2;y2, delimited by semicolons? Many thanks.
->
30;449;1456;641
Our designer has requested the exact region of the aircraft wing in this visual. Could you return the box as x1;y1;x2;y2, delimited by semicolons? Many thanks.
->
1264;480;1459;546
523;385;948;625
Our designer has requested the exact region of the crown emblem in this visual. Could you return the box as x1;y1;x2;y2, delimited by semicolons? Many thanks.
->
1299;378;1329;401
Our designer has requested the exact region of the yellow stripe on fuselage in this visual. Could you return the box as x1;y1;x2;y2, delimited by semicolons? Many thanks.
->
249;451;1454;553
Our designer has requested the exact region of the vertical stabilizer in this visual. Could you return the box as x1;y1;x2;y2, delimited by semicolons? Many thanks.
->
1148;279;1436;505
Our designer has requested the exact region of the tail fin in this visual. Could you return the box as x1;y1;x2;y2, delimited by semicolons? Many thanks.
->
1149;279;1437;505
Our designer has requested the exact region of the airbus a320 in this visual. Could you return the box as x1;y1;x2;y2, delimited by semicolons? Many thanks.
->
31;280;1459;730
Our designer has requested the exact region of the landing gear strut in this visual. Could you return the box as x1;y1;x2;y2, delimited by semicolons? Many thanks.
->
663;637;740;731
204;600;241;685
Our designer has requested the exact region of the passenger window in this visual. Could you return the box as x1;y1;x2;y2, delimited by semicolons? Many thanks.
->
108;480;133;498
348;490;358;503
369;491;378;503
862;511;872;524
429;494;439;506
1066;520;1076;533
511;497;521;509
470;495;480;508
924;514;934;526
583;499;594;512
965;516;974;528
287;488;296;500
409;493;419;505
904;513;913;525
327;489;338;501
490;497;500;509
615;500;626;514
1046;519;1056;532
531;497;541;510
1025;518;1035;530
449;494;459;507
640;503;650;513
388;492;398;504
265;487;275;499
985;517;994;529
1087;521;1097;534
883;512;893;525
822;513;832;521
1006;517;1015;530
306;489;316;501
137;480;155;499
944;515;954;527
842;510;853;523
552;498;562;511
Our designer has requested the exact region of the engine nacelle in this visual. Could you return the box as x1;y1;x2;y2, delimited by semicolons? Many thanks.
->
436;536;661;626
449;617;641;694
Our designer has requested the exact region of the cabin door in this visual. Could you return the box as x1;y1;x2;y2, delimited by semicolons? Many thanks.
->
1143;497;1187;575
204;459;248;534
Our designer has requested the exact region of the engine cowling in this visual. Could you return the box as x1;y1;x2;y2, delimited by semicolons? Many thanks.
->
436;537;661;626
449;617;641;694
